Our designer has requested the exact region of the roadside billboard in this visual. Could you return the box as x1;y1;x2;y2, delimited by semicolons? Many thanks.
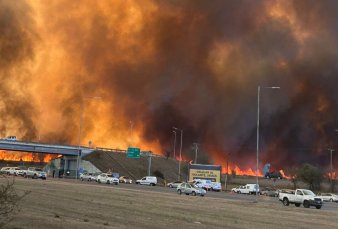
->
189;164;221;182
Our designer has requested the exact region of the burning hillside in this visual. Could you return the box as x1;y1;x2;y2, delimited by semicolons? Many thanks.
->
0;0;337;173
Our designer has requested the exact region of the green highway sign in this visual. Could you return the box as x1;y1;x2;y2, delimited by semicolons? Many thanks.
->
127;147;140;158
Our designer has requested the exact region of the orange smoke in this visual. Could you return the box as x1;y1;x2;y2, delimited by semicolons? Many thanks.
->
1;0;338;171
0;151;58;163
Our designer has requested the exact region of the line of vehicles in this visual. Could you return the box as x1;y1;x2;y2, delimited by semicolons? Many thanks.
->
0;136;17;141
80;172;158;186
167;179;221;192
0;166;47;179
231;183;337;209
2;166;336;205
80;172;219;197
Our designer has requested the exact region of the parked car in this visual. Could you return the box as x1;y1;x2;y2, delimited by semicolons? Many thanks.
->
231;186;241;193
237;184;260;195
97;173;119;185
279;189;322;209
167;181;183;188
25;167;47;180
211;182;222;192
17;166;27;176
193;179;212;191
119;176;132;184
265;171;283;179
177;182;206;196
261;187;279;197
0;167;11;175
8;167;22;176
317;193;338;202
2;136;17;141
80;172;93;181
136;176;157;186
91;172;102;182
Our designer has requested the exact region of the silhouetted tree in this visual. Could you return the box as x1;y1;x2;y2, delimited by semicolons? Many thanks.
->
285;166;299;189
0;175;30;226
297;163;323;191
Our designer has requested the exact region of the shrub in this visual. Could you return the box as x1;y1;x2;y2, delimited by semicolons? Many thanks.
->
0;175;30;226
297;163;323;191
153;170;164;179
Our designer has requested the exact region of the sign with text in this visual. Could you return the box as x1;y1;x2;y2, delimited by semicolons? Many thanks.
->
127;147;140;158
189;164;221;182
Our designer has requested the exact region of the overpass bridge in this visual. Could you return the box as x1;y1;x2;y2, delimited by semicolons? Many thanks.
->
0;140;95;156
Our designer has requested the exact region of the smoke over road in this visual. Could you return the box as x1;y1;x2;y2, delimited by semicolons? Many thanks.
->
1;0;338;171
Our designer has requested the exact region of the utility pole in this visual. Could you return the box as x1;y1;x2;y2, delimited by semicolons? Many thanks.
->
129;121;133;147
328;148;334;192
173;127;183;181
255;86;280;202
148;152;152;176
172;130;177;159
225;153;230;191
193;143;198;164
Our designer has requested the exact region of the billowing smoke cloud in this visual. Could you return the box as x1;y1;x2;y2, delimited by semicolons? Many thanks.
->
0;0;37;139
1;0;338;171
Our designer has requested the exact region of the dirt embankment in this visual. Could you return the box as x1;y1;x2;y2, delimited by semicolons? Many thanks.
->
83;150;188;183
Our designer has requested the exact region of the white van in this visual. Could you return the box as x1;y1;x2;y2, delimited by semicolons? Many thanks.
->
193;179;212;190
237;184;260;195
136;176;157;186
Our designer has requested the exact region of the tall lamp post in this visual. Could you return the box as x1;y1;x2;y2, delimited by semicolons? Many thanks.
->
173;127;183;181
256;86;280;200
76;96;102;180
172;130;177;159
193;143;199;164
224;152;230;191
129;121;133;147
328;148;334;192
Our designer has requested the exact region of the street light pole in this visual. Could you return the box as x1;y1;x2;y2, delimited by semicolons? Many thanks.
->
328;149;334;192
129;121;133;147
256;86;280;200
76;96;102;180
256;86;260;199
172;130;177;159
193;143;198;164
225;152;230;191
173;127;183;181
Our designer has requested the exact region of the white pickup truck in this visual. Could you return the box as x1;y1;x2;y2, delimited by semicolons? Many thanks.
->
278;189;323;209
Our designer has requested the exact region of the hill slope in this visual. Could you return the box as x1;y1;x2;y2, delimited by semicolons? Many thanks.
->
83;150;188;183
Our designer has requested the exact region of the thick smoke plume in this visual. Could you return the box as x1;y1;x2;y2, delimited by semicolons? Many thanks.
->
1;0;338;171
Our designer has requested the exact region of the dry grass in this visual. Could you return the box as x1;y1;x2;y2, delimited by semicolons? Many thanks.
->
1;177;337;229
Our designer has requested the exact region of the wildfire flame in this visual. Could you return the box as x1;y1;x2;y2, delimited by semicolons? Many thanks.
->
279;170;292;180
222;165;263;177
0;151;58;163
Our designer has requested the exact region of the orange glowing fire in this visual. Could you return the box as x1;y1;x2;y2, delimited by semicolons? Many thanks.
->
0;151;58;163
222;165;263;177
279;170;292;179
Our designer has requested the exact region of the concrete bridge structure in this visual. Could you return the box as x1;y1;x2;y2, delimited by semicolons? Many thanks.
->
0;140;97;178
0;140;94;156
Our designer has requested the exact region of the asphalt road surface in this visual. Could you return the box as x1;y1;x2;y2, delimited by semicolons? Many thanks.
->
55;177;338;212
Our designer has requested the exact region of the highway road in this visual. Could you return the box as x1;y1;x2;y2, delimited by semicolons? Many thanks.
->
57;178;338;212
